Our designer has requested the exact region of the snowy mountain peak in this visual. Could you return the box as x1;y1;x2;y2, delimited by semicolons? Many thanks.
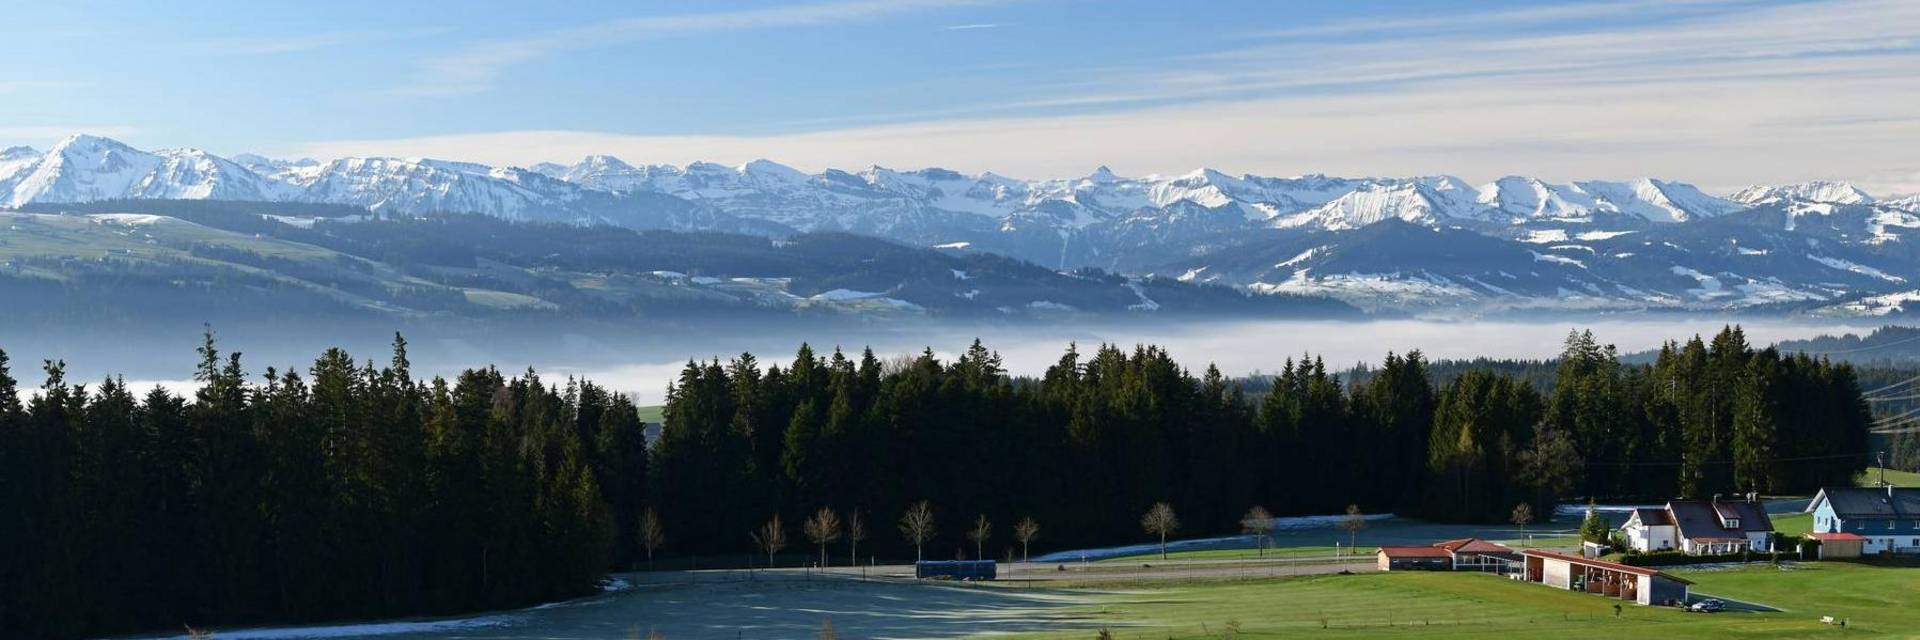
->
1;145;37;160
1729;181;1875;205
1283;181;1452;230
738;158;808;183
578;154;637;172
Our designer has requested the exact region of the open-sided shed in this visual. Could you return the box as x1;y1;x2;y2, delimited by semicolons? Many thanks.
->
1521;549;1690;606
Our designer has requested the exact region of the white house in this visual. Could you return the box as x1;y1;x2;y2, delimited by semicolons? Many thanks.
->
1620;497;1773;555
1621;508;1678;552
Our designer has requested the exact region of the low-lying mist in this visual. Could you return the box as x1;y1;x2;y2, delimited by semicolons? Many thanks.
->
1;317;1890;405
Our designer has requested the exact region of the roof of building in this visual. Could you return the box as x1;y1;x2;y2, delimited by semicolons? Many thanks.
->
1434;538;1515;555
1377;546;1453;558
1667;499;1772;542
1520;549;1693;584
1625;507;1672;527
1806;487;1920;519
1808;531;1867;542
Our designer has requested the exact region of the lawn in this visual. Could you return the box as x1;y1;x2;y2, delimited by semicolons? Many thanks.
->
1001;561;1918;639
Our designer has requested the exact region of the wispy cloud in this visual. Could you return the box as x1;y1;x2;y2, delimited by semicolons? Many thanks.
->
942;23;1001;31
407;0;1008;97
1252;0;1753;39
189;28;452;56
290;0;1920;195
997;0;1920;112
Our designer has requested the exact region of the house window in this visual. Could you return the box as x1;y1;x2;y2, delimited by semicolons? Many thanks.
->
1726;518;1740;529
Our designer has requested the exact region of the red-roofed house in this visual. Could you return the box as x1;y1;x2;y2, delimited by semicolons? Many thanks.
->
1432;538;1520;571
1376;546;1452;571
1376;538;1517;572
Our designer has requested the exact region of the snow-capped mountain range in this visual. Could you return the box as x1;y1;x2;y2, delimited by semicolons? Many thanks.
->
5;134;1919;315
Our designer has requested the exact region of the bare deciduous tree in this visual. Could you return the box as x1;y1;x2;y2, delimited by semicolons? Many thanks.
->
638;507;665;570
899;500;936;562
1242;506;1274;557
967;514;992;561
1338;504;1366;555
751;514;787;567
1141;502;1180;560
1013;516;1040;562
804;507;842;568
847;511;867;567
1510;502;1535;547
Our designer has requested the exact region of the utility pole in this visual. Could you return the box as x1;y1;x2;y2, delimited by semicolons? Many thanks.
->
1877;451;1888;487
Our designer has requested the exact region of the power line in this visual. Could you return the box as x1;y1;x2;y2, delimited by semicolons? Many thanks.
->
1863;373;1920;397
1873;406;1920;425
1871;424;1920;435
1867;393;1920;403
1582;452;1866;468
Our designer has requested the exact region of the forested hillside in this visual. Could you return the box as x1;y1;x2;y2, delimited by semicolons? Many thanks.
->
2;202;1354;328
0;326;1873;638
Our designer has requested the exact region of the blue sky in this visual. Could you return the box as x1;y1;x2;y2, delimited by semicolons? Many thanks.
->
5;0;1920;192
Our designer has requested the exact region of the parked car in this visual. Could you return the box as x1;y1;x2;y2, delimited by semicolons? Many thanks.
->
1687;599;1725;613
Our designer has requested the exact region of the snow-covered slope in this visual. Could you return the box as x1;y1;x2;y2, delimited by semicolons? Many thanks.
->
1473;176;1740;224
1730;181;1875;206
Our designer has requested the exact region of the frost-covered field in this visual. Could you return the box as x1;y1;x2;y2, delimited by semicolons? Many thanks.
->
133;574;1098;640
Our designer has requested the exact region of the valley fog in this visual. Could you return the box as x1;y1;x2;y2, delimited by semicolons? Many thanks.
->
7;318;1885;405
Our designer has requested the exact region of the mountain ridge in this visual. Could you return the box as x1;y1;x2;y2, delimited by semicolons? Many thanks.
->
7;134;1920;316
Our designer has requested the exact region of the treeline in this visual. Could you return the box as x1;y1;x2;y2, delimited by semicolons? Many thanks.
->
0;335;648;640
1423;328;1868;521
0;326;1873;638
657;326;1870;563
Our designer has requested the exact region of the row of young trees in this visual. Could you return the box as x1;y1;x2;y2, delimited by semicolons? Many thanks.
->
0;326;1873;638
0;334;649;640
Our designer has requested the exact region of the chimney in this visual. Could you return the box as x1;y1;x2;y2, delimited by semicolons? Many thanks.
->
1747;491;1757;503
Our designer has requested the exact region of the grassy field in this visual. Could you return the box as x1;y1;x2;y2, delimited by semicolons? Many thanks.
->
637;405;665;423
1858;467;1920;487
1002;561;1918;639
1770;512;1811;536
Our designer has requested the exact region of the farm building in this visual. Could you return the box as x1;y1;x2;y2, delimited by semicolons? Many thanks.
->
1376;546;1452;571
1805;486;1920;555
1620;497;1773;555
1376;538;1516;572
1520;549;1691;606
